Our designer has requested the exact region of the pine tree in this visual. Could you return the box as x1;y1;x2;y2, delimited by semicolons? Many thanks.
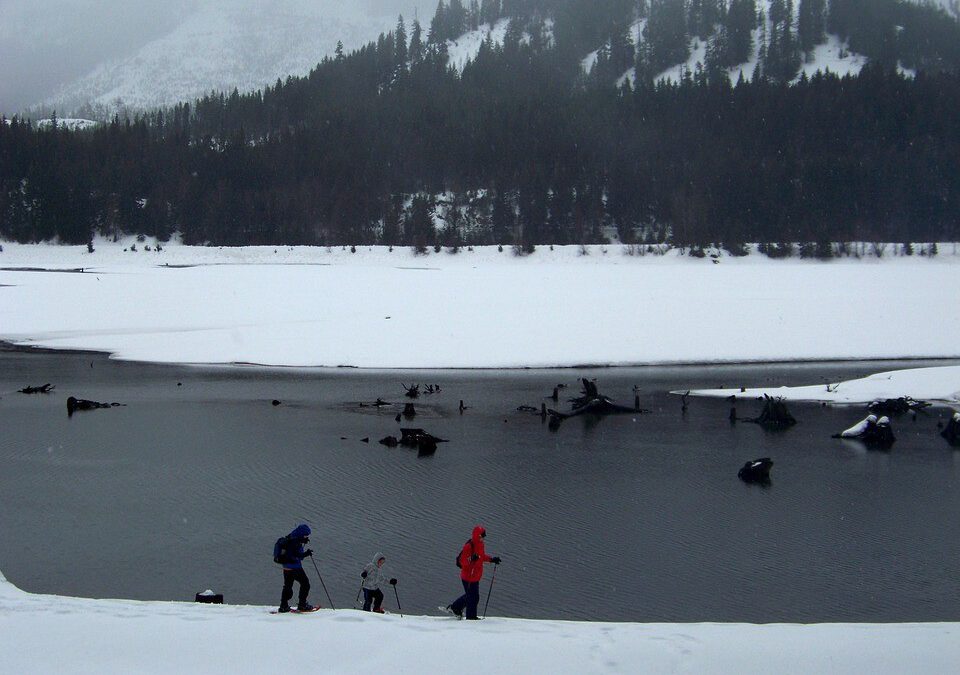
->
429;1;447;43
409;19;425;66
406;194;435;253
643;0;690;74
481;0;501;25
797;0;826;54
395;15;409;80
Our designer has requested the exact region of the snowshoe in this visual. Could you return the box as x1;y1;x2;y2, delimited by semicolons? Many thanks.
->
439;604;462;619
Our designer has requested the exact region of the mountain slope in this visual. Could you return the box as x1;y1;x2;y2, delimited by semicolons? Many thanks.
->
41;1;395;115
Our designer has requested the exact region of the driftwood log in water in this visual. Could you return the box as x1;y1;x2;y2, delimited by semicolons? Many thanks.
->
19;383;55;394
67;396;124;417
868;397;931;416
547;379;649;425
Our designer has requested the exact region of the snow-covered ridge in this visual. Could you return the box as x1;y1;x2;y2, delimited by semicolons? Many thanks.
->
0;568;958;674
0;239;958;369
42;1;395;114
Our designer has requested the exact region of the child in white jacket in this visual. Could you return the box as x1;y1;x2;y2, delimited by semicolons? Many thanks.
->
361;552;396;613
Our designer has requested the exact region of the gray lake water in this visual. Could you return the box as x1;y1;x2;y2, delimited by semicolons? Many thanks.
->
1;350;959;623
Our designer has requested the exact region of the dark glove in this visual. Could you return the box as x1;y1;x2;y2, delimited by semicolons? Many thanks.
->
304;549;313;557
389;578;397;585
361;571;368;578
470;554;479;562
491;557;502;564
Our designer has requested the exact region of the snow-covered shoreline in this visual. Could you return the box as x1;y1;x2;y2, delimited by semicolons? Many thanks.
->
1;239;958;371
1;568;958;674
684;365;960;405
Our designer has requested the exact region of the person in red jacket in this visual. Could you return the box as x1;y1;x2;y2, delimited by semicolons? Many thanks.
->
445;525;501;620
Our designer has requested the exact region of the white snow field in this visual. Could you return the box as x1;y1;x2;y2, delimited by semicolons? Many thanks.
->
0;239;958;369
1;569;958;675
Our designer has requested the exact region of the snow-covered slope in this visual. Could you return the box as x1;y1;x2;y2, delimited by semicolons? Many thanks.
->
1;568;958;674
43;1;395;114
447;19;511;71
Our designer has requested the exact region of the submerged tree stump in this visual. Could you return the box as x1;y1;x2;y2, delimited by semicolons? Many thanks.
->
547;378;649;425
746;395;797;429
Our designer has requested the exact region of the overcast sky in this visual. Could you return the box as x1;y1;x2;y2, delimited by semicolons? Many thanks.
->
0;0;416;115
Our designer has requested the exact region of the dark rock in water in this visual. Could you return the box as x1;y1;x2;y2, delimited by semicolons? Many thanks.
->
272;400;282;406
942;413;960;447
868;397;931;417
395;413;402;423
67;396;124;417
738;458;773;484
19;383;55;394
517;405;539;413
403;403;417;418
361;437;370;443
379;436;399;448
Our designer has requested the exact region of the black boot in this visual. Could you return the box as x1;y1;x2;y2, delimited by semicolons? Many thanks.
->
278;604;291;613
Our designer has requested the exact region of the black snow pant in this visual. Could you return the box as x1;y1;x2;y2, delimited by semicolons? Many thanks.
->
451;580;480;619
362;588;384;611
281;567;310;608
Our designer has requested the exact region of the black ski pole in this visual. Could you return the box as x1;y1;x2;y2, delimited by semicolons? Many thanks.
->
390;579;402;617
482;563;498;619
309;555;335;609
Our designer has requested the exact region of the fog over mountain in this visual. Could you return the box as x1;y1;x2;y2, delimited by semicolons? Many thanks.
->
0;0;415;116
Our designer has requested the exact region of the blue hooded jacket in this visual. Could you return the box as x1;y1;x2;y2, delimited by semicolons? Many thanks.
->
282;524;312;570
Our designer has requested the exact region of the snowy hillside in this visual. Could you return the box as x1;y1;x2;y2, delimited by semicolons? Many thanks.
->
42;1;395;115
583;0;927;86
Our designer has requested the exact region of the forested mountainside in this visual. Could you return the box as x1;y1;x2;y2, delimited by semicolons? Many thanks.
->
2;0;959;252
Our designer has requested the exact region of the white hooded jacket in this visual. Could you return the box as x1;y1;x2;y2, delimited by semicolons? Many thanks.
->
361;552;387;591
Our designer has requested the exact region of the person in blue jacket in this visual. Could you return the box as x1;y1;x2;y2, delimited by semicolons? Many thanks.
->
277;524;314;613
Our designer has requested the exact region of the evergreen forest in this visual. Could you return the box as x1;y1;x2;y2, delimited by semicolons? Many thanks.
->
2;0;959;253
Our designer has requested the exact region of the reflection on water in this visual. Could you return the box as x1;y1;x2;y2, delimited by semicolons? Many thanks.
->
0;350;958;623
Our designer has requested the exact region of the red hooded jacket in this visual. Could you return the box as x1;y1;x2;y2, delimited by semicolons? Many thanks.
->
459;525;493;582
